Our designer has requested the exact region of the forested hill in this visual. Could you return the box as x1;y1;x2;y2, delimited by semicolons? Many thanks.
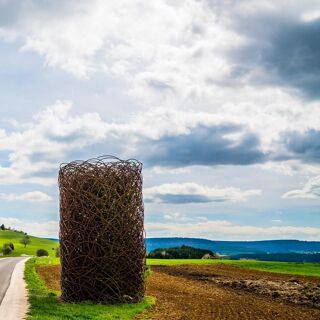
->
146;238;320;255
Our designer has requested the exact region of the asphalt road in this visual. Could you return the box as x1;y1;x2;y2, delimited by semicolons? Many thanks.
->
0;257;26;305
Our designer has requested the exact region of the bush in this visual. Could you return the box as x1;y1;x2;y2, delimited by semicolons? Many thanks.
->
36;249;49;257
3;242;14;255
4;242;14;251
3;246;12;255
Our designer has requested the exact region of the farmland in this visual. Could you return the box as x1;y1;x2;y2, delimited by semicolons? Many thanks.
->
4;229;317;319
30;257;320;320
147;259;320;277
25;258;154;320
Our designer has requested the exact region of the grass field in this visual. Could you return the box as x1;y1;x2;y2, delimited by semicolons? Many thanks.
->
0;230;58;257
36;257;320;277
147;259;320;277
25;258;154;320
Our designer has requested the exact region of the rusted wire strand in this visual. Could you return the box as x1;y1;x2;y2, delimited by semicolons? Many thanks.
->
59;156;145;303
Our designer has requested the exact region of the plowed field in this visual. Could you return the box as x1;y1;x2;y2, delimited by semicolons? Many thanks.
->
36;264;320;320
137;264;320;320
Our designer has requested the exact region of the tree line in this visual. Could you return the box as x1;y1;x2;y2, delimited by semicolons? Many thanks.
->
147;245;219;259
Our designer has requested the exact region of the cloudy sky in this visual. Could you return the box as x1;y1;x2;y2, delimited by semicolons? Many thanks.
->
0;0;319;240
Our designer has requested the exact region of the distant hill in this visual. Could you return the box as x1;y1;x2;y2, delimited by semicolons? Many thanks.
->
0;230;59;257
45;236;320;260
146;238;320;255
46;238;59;242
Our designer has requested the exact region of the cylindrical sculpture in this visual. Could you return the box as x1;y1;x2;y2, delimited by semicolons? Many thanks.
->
59;156;145;303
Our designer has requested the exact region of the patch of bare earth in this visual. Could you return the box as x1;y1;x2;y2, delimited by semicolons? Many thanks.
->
136;265;320;320
36;265;61;291
36;264;320;320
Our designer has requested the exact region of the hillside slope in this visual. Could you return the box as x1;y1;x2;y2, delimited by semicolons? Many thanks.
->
0;230;58;257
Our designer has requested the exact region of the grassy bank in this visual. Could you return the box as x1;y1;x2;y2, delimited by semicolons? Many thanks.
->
25;258;154;320
0;230;58;257
147;259;320;277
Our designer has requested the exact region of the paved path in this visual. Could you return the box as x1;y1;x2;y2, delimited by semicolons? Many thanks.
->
0;258;25;303
0;257;29;319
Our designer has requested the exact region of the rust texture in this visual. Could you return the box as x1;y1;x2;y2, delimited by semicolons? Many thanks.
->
59;156;145;303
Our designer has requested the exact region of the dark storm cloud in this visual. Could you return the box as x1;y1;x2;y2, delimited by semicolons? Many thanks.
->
145;194;222;204
281;129;320;163
229;12;320;99
143;124;267;167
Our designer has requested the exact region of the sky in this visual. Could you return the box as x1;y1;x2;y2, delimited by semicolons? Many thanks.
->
0;0;319;240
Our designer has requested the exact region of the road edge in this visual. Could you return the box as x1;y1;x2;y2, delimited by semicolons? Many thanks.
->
0;258;30;320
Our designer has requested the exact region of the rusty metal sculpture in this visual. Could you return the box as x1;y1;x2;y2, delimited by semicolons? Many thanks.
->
59;156;145;303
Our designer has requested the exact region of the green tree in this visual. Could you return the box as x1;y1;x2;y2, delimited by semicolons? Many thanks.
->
0;224;5;230
20;235;31;248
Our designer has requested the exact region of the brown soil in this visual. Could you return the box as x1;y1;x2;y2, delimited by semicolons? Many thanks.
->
36;265;61;291
154;264;320;308
36;264;320;320
137;265;320;320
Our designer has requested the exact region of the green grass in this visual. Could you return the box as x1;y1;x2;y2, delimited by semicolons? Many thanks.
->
35;257;320;277
0;230;58;257
147;259;222;266
25;258;154;320
146;259;320;277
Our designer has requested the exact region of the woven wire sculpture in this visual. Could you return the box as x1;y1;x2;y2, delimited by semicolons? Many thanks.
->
59;156;145;303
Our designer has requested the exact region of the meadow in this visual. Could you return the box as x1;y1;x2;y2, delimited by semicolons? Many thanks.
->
40;257;320;277
147;259;320;277
0;230;58;257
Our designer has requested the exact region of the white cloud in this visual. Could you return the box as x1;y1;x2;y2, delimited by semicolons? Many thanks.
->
0;217;58;237
1;0;320;166
0;0;319;241
260;160;320;176
146;220;320;241
282;175;320;199
2;215;319;241
0;191;52;202
150;166;191;175
0;0;239;80
144;182;261;204
163;212;193;222
0;102;263;185
0;101;111;185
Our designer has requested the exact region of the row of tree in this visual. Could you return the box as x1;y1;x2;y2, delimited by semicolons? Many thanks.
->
0;224;27;234
147;245;219;259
